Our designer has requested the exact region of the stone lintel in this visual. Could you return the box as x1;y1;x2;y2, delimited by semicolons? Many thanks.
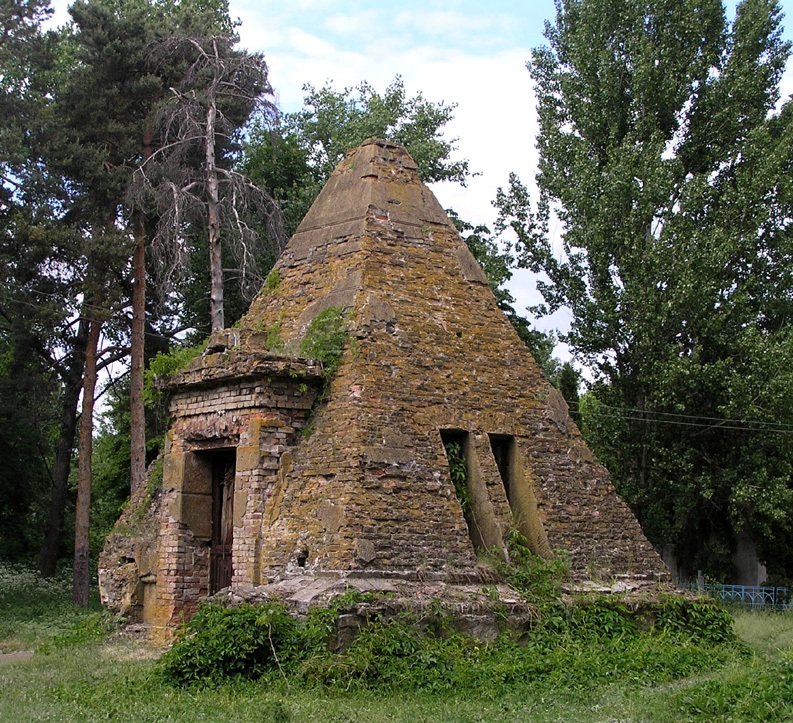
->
160;350;324;393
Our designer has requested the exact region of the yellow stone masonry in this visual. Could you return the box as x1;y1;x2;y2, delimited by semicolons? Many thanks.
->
99;139;669;629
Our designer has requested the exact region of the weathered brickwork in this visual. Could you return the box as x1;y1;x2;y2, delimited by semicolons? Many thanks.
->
242;139;666;581
101;139;668;629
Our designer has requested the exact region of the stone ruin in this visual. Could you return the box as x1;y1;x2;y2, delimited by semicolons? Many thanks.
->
99;139;669;634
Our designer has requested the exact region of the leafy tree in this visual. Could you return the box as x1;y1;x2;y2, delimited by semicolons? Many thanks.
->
242;76;471;237
0;334;58;560
0;0;242;573
498;0;793;579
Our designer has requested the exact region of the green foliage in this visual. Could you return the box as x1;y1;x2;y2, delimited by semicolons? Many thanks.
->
497;530;570;604
38;612;115;653
670;652;793;720
648;595;736;645
0;563;105;652
498;0;793;580
3;575;791;722
442;440;470;516
263;268;281;293
136;343;206;476
159;602;302;685
551;362;580;424
288;75;469;187
157;593;745;696
241;76;470;237
258;318;285;353
297;307;348;378
143;342;206;407
239;126;319;238
0;336;58;560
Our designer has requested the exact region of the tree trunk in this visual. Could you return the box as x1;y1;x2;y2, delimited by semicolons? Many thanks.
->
129;128;154;495
37;317;89;578
205;88;224;331
73;315;101;607
130;225;147;495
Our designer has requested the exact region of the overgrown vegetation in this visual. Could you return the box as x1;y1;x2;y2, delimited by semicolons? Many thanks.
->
1;564;792;721
298;307;349;378
157;594;743;693
442;439;470;516
498;530;570;604
497;0;793;582
143;342;206;409
155;539;741;693
0;563;106;652
263;269;281;293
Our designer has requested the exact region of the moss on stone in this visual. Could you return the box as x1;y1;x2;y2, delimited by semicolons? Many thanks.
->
298;307;348;378
264;268;281;293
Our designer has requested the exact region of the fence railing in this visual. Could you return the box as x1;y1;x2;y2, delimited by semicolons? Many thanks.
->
680;583;791;609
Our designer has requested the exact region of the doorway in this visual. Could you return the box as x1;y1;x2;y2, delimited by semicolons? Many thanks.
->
209;449;236;593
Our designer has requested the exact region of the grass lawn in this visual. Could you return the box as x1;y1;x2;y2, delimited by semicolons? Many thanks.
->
1;563;791;722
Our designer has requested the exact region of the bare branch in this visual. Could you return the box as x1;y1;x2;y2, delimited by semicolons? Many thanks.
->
127;33;285;325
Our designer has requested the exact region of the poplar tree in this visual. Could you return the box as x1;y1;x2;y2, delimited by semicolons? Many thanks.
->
498;0;793;579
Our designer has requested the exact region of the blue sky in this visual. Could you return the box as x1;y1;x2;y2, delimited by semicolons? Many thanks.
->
47;0;793;339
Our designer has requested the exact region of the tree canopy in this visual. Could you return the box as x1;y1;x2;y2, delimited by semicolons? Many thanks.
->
241;76;471;237
498;0;793;580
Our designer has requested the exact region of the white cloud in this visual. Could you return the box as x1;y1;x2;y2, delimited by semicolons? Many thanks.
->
40;0;793;346
393;9;513;41
324;10;383;36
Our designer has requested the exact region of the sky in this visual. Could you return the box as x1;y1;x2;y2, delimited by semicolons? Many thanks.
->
47;0;793;346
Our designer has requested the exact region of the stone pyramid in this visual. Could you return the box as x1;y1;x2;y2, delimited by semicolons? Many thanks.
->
100;139;668;629
239;138;664;581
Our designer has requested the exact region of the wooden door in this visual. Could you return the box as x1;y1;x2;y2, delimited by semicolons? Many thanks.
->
210;449;236;593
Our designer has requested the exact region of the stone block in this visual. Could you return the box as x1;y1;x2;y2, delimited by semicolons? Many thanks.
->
233;488;247;528
317;500;344;533
181;452;212;495
162;452;184;491
236;445;261;472
179;493;212;540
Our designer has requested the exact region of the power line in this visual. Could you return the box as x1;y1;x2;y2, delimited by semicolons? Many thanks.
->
580;409;793;434
572;400;793;434
593;401;793;429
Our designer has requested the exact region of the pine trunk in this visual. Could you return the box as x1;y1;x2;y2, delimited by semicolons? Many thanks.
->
129;128;154;495
130;228;146;494
73;316;101;607
37;317;89;577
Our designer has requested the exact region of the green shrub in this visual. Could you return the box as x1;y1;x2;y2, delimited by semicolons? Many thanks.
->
496;529;569;604
442;440;470;516
159;602;302;686
157;589;744;695
264;319;285;352
143;342;206;409
647;595;737;644
263;269;281;293
293;612;479;693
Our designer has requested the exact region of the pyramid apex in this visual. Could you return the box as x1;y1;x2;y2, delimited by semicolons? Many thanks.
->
290;138;448;238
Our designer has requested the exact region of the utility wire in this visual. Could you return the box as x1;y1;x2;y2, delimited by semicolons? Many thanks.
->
591;402;793;429
580;409;793;434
